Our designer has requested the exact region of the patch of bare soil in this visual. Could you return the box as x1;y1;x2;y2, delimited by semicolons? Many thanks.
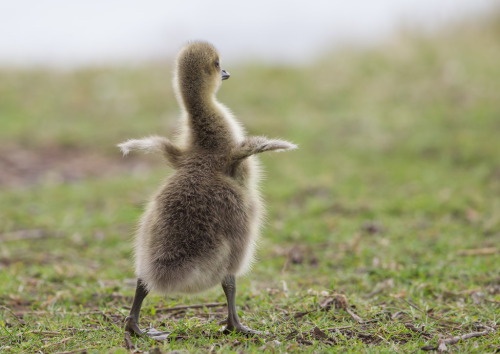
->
0;145;155;187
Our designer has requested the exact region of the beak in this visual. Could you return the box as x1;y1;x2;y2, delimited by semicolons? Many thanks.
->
221;69;230;80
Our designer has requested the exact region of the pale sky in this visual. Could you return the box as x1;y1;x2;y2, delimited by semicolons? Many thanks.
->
0;0;496;67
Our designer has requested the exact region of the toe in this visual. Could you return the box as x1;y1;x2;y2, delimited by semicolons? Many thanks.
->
145;328;171;341
146;328;171;336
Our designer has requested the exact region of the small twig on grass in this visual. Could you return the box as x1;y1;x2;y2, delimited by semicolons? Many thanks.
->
421;326;495;352
404;323;432;339
345;307;364;324
335;294;365;324
391;311;408;320
439;327;495;348
0;306;26;325
320;294;367;323
17;330;60;337
153;302;226;312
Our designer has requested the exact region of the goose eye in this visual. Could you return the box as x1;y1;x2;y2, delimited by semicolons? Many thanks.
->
215;60;220;69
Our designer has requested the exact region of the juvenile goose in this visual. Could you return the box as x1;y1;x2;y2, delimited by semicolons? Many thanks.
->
118;41;296;339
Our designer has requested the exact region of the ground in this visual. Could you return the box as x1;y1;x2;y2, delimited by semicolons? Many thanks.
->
1;14;499;353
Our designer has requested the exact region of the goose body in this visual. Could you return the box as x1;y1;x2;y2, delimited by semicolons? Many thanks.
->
119;41;296;339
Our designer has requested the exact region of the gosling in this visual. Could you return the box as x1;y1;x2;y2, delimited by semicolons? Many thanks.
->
118;41;296;340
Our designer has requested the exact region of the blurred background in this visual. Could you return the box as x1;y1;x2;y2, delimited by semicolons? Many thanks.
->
0;0;497;67
1;0;498;183
1;1;500;351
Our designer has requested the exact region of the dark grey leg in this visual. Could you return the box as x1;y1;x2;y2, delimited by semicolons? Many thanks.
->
124;279;170;340
221;274;263;335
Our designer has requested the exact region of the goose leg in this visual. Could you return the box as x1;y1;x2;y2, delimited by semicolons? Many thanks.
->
221;274;263;335
124;279;171;340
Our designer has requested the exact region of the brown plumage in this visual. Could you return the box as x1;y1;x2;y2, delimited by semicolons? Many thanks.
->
118;41;296;339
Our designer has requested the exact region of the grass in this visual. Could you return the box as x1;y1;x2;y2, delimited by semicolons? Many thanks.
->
1;14;500;353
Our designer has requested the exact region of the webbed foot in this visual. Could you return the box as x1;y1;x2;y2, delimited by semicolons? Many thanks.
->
219;318;266;336
125;316;171;341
